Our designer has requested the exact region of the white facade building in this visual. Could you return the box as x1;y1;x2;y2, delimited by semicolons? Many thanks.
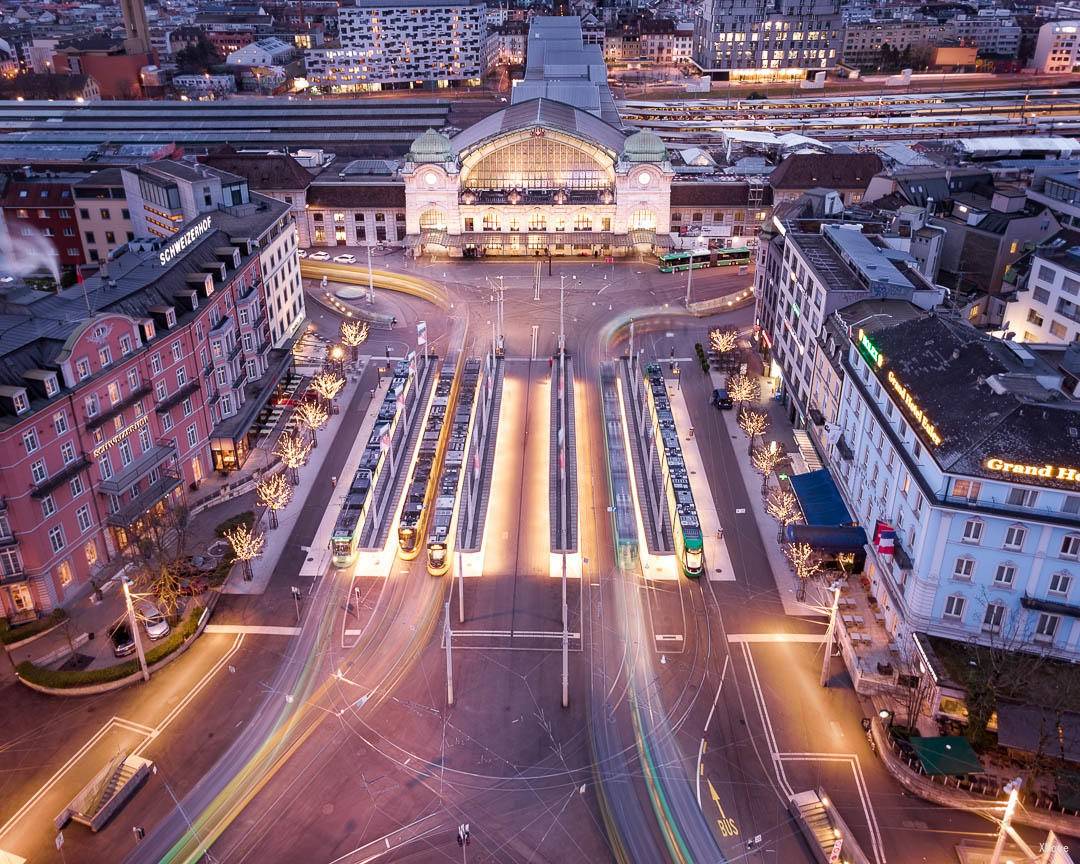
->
826;314;1080;661
226;36;296;67
1033;20;1080;74
947;9;1021;58
1003;238;1080;344
304;0;485;92
171;73;237;96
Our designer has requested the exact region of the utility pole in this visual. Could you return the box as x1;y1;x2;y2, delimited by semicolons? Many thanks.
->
366;243;374;305
122;578;149;683
562;599;569;709
444;601;454;706
628;318;634;363
558;275;566;356
291;586;302;623
457;550;465;624
820;581;842;687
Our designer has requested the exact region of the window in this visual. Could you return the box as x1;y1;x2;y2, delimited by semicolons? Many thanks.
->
1063;534;1080;560
98;346;112;367
70;474;84;497
76;504;92;532
1035;612;1060;642
1050;571;1073;596
181;397;193;417
118;439;133;468
85;540;98;568
22;429;38;453
98;453;112;481
30;459;47;484
187;425;198;448
1065;496;1080;515
953;557;975;581
84;394;99;418
41;495;56;518
171;342;183;362
161;413;173;432
57;560;73;588
48;526;65;554
1004;525;1026;551
120;334;133;356
983;603;1005;633
151;353;163;375
962;519;983;544
75;357;92;380
952;480;981;502
943;595;966;620
53;411;68;435
1006;488;1038;508
107;381;121;406
177;368;187;387
155;381;167;401
993;563;1015;587
60;441;76;465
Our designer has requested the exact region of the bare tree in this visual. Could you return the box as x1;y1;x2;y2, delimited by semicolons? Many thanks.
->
119;499;190;623
785;541;821;601
738;408;770;455
751;441;783;494
765;487;799;542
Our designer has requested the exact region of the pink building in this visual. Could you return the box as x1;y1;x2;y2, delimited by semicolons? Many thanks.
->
0;194;300;621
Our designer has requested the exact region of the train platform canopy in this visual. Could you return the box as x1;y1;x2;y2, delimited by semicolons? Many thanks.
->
958;136;1080;158
789;468;852;526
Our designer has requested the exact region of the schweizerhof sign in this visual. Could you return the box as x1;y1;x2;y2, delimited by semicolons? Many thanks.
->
159;217;213;266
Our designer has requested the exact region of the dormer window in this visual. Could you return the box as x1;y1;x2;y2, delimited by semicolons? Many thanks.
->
120;334;133;356
12;390;28;414
43;375;58;398
165;308;176;328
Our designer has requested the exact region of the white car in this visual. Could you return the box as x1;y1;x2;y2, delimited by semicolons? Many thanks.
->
297;249;308;258
137;601;171;641
333;254;357;264
308;250;330;261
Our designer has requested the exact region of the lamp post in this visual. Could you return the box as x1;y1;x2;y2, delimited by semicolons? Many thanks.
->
122;578;149;683
366;243;374;304
684;256;694;308
989;778;1023;864
820;580;842;687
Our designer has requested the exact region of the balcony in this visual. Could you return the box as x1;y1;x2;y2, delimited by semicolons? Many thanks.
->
85;385;152;431
232;369;249;392
31;457;91;499
0;562;25;586
105;470;183;528
155;380;200;414
97;442;176;495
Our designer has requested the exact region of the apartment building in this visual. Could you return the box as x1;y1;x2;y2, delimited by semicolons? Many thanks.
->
841;19;948;69
0;171;85;278
1003;233;1080;344
1033;20;1080;73
0;203;298;621
304;0;486;92
948;9;1021;58
73;168;133;265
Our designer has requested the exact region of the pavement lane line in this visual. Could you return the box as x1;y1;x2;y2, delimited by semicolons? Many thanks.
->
740;642;795;799
726;633;827;643
203;625;302;636
696;654;730;808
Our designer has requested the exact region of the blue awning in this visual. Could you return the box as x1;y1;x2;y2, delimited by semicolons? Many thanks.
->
789;468;853;526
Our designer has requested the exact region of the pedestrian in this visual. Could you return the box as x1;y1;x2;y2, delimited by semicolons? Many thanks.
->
716;527;724;540
331;476;337;488
133;826;145;842
688;425;695;439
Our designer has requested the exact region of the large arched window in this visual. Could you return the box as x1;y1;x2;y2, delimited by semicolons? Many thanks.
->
419;208;446;231
631;209;657;231
464;137;611;192
483;211;499;231
529;211;546;231
574;211;592;231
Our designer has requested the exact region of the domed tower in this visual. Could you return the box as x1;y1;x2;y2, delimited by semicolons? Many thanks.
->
406;128;453;165
621;129;667;164
614;128;673;244
402;128;460;249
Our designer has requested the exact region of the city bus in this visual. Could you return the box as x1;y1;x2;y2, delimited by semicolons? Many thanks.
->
657;247;751;273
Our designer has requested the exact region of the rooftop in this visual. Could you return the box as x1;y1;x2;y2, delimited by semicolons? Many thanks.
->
768;153;883;191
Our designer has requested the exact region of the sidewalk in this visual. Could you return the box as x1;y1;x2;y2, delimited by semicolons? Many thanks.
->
711;367;818;616
222;362;385;594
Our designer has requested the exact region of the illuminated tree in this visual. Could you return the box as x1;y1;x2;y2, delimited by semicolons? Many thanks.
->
785;541;821;601
709;328;738;368
296;399;328;447
311;370;345;412
275;431;311;485
751;440;783;494
120;498;189;623
738;409;769;455
728;373;760;412
340;320;369;365
765;487;800;543
256;471;292;529
226;523;265;582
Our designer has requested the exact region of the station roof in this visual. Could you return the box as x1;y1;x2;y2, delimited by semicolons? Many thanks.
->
450;98;626;158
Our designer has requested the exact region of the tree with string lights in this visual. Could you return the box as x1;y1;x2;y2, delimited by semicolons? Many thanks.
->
340;319;370;366
226;522;265;582
296;399;328;447
275;431;311;485
709;328;739;369
751;440;783;494
311;370;345;414
785;541;821;601
738;408;769;455
765;487;799;543
256;471;292;529
728;373;760;413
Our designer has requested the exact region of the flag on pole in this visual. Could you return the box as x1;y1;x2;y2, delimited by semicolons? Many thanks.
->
874;521;895;556
417;321;427;346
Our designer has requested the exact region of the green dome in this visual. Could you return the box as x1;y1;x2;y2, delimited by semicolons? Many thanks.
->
407;128;452;163
622;129;666;163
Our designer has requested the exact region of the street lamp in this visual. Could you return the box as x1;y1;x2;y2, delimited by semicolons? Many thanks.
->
989;778;1023;864
878;708;894;729
122;577;149;682
820;579;842;687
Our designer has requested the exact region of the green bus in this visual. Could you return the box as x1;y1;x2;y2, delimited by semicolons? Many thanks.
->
657;247;751;273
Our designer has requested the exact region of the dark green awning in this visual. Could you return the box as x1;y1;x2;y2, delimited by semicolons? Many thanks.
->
909;736;983;776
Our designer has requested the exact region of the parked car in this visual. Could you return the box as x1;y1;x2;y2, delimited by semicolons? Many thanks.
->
109;620;137;657
137;601;171;640
711;387;733;409
297;249;308;258
333;254;357;264
308;250;330;261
